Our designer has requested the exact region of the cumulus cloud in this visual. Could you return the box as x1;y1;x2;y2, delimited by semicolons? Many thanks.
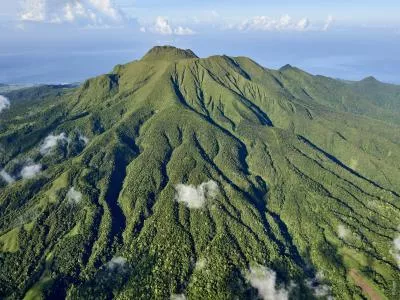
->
338;224;349;239
40;133;69;155
106;256;127;271
305;272;332;298
143;16;195;35
296;18;310;31
174;180;219;209
20;163;42;179
174;26;195;36
238;15;311;32
247;265;289;300
66;187;82;204
79;134;89;145
152;16;173;35
20;0;123;25
323;15;334;31
0;95;11;113
0;170;15;184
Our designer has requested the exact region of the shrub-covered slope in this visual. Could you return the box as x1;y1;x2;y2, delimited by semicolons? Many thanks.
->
1;46;400;299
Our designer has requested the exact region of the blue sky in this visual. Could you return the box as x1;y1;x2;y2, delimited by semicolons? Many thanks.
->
0;0;399;84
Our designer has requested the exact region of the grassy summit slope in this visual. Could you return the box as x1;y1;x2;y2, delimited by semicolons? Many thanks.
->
0;46;400;299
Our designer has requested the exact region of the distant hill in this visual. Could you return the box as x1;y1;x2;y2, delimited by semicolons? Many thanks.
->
0;46;399;299
0;83;37;94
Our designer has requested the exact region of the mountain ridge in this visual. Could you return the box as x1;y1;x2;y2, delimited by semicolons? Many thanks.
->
0;46;399;299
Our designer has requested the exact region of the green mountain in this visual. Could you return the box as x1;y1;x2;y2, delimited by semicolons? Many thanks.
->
1;46;400;299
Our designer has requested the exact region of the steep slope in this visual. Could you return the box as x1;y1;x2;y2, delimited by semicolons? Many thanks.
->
270;64;400;125
0;47;400;300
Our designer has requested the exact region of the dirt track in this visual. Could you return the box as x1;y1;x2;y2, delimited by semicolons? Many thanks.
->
350;269;382;300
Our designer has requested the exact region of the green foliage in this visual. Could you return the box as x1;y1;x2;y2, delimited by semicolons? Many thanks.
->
0;46;400;299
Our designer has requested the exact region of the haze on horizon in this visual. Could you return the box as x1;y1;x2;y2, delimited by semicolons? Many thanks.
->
0;0;399;84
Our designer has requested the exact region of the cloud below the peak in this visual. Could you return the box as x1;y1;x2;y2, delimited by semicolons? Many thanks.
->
247;265;289;300
174;180;219;209
66;187;82;204
40;133;69;155
0;95;11;113
21;163;42;179
106;256;127;271
0;170;15;184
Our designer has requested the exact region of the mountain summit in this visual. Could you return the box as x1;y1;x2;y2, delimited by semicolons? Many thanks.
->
142;45;199;61
1;46;400;299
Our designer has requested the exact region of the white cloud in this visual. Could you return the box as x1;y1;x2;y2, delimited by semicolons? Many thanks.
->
66;187;82;204
305;272;332;298
20;0;46;22
19;0;123;25
296;18;310;31
170;294;186;300
393;231;400;268
0;95;11;113
174;26;195;36
0;169;15;184
144;16;195;36
79;134;89;145
338;224;349;239
194;10;219;23
21;163;42;179
88;0;120;20
106;256;127;270
174;180;219;209
238;15;311;32
153;16;173;34
247;265;289;300
40;133;69;155
323;15;334;31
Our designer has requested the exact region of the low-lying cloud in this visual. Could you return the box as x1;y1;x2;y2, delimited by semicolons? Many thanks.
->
106;256;127;271
174;180;219;209
79;134;89;145
393;231;400;268
0;169;15;184
170;294;186;300
305;272;332;298
66;187;82;204
247;265;289;300
338;224;349;239
20;163;42;179
40;132;69;155
0;95;10;113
